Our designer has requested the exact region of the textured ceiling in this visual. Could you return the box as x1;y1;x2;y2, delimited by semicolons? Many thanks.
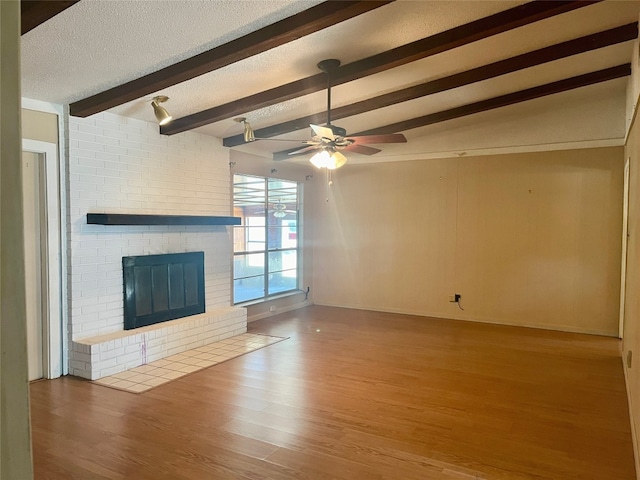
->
21;0;640;164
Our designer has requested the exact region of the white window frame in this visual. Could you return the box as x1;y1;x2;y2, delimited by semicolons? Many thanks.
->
232;174;301;305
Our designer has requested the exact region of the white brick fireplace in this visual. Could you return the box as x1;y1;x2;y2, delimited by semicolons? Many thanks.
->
67;112;246;380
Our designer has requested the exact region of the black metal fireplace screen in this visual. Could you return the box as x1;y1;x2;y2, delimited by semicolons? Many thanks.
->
123;252;205;330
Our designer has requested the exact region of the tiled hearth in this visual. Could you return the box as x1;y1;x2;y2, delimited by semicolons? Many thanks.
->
93;332;286;393
70;307;247;380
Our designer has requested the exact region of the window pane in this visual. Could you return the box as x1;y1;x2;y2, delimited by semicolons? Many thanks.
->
234;276;265;304
268;207;296;222
234;175;265;201
268;178;297;197
268;270;297;295
233;174;300;304
245;224;266;252
234;174;266;222
266;226;297;250
233;226;244;252
234;253;264;279
268;250;297;273
246;216;266;228
268;178;297;226
234;226;267;252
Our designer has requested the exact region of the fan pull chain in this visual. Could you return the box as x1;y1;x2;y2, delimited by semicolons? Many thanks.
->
325;169;333;202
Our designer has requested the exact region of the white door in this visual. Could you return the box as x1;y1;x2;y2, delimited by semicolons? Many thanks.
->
22;151;44;380
22;140;62;379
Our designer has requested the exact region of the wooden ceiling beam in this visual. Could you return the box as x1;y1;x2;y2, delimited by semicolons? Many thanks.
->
21;0;80;35
69;1;392;117
163;0;599;135
225;22;637;147
272;64;631;160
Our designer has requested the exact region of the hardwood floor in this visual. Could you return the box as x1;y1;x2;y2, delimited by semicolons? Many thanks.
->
30;306;635;479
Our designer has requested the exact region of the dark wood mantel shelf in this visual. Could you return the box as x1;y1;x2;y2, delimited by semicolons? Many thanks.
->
87;213;241;226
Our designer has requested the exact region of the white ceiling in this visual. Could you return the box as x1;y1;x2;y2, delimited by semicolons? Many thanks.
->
20;0;640;164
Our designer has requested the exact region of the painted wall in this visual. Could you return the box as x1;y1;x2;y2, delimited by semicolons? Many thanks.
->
67;112;235;340
22;108;57;144
627;37;640;136
623;109;640;478
312;147;624;335
1;1;34;477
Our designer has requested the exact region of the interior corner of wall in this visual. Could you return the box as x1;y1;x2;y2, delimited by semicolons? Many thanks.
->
626;38;640;142
21;97;64;116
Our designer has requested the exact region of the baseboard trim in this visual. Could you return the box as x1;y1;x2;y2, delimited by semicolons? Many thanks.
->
247;300;311;323
312;301;618;337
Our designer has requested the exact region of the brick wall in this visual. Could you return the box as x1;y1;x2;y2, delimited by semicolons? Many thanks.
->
67;112;242;342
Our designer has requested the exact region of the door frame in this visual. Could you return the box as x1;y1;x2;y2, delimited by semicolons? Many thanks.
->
619;156;630;339
22;139;62;378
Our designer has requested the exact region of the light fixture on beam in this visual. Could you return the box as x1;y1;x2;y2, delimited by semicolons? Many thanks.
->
151;96;173;126
234;117;305;144
234;117;256;142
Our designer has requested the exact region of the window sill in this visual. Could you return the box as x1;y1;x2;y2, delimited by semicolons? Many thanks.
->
235;289;305;307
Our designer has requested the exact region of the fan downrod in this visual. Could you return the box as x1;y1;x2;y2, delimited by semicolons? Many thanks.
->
317;59;340;73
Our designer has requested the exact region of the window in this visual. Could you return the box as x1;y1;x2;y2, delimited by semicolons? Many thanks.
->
233;174;300;304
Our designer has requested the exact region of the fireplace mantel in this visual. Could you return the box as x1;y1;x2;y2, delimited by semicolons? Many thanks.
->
87;213;241;226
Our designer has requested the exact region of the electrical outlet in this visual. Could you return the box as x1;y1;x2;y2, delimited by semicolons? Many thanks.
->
269;305;277;312
449;294;461;303
627;350;633;368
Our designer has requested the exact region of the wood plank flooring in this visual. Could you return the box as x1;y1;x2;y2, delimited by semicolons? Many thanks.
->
29;306;636;479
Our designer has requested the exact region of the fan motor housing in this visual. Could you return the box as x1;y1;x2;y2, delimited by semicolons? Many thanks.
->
325;124;347;137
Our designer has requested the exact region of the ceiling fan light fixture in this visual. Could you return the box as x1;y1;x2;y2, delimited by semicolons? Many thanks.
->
273;203;287;217
310;149;347;170
310;149;331;169
151;95;173;126
329;151;347;169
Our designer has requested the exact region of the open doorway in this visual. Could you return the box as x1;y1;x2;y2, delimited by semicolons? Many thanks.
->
22;139;62;379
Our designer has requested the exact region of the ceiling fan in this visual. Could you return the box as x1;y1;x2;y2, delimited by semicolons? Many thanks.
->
270;202;296;218
287;59;407;169
239;59;407;169
247;201;297;218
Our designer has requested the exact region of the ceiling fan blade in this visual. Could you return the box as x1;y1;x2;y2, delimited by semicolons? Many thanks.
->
310;124;335;141
254;137;303;142
347;133;407;145
288;145;320;156
343;144;381;156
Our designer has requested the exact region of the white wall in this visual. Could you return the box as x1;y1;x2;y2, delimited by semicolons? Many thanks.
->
627;17;640;136
622;33;640;480
1;1;34;477
68;112;234;340
623;103;640;479
312;147;624;335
